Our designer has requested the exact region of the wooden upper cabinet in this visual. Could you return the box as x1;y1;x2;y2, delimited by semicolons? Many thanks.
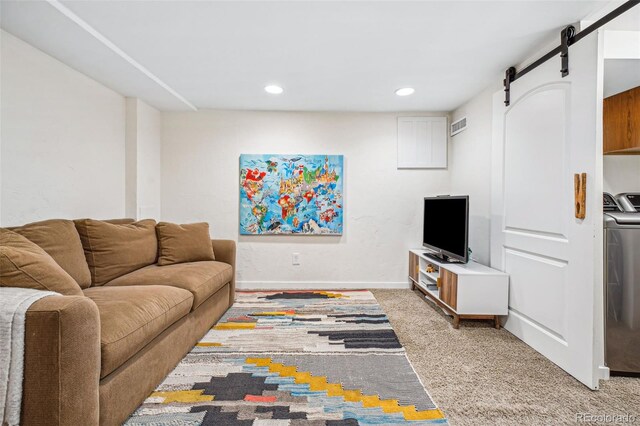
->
604;86;640;155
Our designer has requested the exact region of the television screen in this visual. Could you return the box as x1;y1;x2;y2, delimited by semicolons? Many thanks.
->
423;196;469;262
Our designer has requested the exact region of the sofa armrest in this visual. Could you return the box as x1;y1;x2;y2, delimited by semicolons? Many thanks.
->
211;239;236;305
23;296;100;426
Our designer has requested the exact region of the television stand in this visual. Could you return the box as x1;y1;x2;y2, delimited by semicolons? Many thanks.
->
423;252;461;264
409;249;509;329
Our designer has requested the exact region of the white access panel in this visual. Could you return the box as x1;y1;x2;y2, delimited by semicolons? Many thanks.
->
397;116;447;169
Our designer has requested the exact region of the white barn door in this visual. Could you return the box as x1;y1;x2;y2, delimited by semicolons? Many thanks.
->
491;31;604;389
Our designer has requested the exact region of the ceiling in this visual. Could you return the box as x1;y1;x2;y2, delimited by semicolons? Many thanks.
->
0;0;615;112
602;3;640;31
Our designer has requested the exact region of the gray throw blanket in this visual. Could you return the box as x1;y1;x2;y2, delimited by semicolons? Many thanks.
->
1;288;57;426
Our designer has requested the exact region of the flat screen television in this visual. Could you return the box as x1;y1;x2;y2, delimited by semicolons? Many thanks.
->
423;195;469;263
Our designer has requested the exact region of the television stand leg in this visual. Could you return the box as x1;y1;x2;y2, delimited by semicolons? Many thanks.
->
453;315;460;329
494;315;501;329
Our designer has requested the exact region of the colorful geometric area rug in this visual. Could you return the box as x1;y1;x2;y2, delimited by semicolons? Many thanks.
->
126;290;448;425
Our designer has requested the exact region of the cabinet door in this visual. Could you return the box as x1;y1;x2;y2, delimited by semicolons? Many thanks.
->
409;252;419;283
440;269;458;310
604;86;639;154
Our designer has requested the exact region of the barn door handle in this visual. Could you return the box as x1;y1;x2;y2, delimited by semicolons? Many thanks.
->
574;173;587;219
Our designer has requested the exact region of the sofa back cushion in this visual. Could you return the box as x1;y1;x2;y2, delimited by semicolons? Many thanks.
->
0;228;83;296
74;219;158;286
156;222;215;266
11;219;92;288
103;218;136;225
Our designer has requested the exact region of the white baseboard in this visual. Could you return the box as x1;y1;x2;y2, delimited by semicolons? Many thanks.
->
236;281;411;290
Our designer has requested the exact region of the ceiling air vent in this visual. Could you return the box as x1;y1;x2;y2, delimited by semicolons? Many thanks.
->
450;117;467;136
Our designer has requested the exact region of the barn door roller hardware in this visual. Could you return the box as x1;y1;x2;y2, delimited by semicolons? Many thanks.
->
504;0;640;106
560;25;575;77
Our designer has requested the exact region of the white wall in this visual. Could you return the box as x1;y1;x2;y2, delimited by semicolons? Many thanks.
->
1;30;126;226
449;84;500;265
603;156;640;195
136;100;162;219
602;29;640;197
125;98;162;219
125;99;138;219
161;110;451;288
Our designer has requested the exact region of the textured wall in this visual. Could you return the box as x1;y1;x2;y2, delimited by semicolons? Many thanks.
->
449;84;499;265
1;30;126;226
161;110;451;288
125;98;162;219
603;155;640;195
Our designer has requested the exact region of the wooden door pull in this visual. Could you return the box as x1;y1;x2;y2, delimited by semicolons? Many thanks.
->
574;173;586;219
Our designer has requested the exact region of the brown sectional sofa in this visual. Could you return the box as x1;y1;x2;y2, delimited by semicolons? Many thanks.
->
2;218;236;426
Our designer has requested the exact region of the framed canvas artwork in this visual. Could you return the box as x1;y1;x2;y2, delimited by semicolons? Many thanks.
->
239;154;344;235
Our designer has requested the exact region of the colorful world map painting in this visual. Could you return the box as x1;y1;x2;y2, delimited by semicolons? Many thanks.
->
239;154;344;235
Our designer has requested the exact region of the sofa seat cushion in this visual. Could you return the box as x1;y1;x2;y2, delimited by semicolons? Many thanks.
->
83;285;193;378
105;261;232;310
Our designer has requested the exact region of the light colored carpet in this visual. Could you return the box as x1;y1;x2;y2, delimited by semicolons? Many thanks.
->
372;289;640;426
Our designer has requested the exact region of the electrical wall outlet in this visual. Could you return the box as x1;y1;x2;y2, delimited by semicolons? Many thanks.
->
292;253;300;266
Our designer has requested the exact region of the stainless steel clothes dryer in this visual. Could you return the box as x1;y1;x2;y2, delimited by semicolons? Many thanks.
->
604;210;640;375
616;193;640;213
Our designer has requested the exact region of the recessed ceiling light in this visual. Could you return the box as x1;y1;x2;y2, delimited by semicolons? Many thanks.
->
395;87;415;96
265;85;284;95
